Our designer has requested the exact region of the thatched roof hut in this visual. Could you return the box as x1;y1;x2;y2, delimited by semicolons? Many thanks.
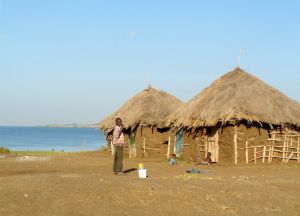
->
166;67;300;129
98;86;183;132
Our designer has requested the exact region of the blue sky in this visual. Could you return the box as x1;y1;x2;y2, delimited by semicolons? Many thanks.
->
1;0;300;126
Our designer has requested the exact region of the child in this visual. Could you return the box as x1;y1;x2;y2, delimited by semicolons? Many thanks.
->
169;153;177;165
202;152;213;165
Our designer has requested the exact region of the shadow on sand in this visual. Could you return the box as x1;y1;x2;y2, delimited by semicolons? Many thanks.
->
123;168;137;174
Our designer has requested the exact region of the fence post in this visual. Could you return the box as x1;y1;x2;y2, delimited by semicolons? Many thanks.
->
262;146;266;163
234;126;238;165
167;136;171;159
245;140;249;164
254;146;257;164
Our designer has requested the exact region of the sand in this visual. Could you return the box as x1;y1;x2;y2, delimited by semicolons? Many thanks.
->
0;151;299;216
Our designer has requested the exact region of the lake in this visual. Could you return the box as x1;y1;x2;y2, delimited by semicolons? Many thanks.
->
0;126;106;152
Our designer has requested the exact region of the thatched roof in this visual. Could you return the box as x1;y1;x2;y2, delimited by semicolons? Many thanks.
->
98;86;183;132
166;67;300;128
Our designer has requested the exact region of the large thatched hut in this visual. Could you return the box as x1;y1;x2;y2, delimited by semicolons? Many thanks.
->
166;67;300;164
98;86;183;158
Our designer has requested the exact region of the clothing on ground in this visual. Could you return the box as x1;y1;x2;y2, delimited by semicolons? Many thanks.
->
169;158;177;165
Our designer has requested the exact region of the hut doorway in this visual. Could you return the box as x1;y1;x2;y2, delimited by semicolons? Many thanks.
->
207;128;219;162
176;128;184;157
129;132;136;158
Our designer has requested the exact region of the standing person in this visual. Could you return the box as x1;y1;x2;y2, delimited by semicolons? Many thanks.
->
113;118;125;175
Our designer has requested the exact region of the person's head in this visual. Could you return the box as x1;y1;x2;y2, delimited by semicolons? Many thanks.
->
115;118;122;126
207;152;212;157
172;153;176;159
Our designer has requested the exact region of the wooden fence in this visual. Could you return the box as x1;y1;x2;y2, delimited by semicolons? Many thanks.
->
233;127;300;164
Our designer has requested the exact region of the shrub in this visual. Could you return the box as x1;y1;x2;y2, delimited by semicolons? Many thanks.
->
99;145;108;151
0;146;10;153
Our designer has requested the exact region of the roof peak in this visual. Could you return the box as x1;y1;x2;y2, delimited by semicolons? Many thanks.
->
165;67;300;128
232;66;245;72
144;84;154;91
98;86;183;130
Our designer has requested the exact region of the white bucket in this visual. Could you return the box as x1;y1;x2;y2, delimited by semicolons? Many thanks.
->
138;169;147;178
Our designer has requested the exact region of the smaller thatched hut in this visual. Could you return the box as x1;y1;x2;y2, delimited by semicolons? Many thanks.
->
166;67;300;164
98;86;183;158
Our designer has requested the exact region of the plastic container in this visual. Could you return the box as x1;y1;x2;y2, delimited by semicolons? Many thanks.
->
138;169;147;178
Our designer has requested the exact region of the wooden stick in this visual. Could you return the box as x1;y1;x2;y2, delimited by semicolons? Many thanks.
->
110;141;115;156
297;137;300;162
250;156;298;161
281;135;300;137
145;148;160;151
173;136;177;154
167;136;171;159
143;138;146;158
271;140;275;162
271;146;297;149
283;135;286;162
254;146;257;164
234;126;238;165
271;149;295;153
285;152;294;163
238;145;274;149
262;145;266;163
271;131;285;134
245;140;249;164
285;137;290;162
204;135;208;158
268;139;298;144
268;138;282;141
268;146;272;163
215;131;219;162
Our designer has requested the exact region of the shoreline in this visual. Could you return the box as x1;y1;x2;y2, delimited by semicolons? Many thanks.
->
42;124;98;128
12;150;101;155
0;150;102;156
0;125;99;129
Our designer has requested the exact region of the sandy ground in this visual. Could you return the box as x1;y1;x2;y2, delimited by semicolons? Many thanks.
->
0;151;299;216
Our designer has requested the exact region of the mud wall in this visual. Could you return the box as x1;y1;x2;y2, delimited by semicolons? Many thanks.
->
180;125;272;164
134;126;175;159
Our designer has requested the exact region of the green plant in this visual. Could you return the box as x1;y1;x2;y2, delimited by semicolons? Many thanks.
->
99;145;108;151
0;146;10;153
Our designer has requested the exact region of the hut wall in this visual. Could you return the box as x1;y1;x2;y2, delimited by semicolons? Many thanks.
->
181;132;205;161
180;124;274;164
215;125;299;164
104;126;175;159
216;125;270;164
218;126;235;163
181;133;193;160
133;126;175;159
105;124;300;163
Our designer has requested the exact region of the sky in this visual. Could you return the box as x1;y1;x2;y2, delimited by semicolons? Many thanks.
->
0;0;300;126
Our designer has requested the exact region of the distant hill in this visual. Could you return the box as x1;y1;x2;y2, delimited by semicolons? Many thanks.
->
43;124;97;128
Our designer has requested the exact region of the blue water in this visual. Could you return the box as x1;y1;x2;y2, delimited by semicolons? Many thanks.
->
0;126;106;152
